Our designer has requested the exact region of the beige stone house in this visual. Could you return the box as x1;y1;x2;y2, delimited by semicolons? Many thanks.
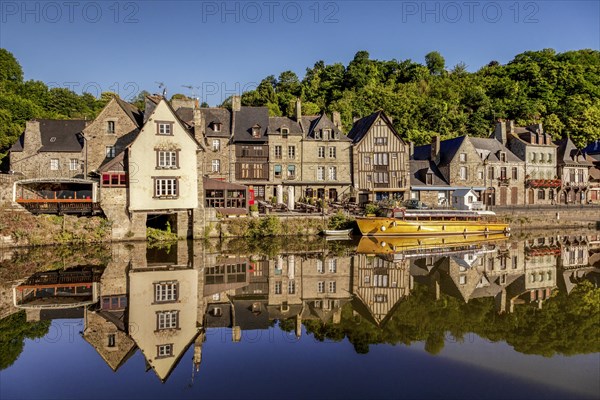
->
348;111;411;204
556;137;593;204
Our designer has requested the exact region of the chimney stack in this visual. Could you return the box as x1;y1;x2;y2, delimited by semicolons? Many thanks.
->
295;98;302;121
24;120;42;152
431;135;441;161
332;111;341;129
193;107;204;141
409;142;414;158
494;120;507;145
231;95;241;112
507;120;515;134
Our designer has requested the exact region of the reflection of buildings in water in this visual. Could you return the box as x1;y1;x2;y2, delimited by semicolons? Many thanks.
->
520;236;559;309
352;254;412;327
557;235;600;294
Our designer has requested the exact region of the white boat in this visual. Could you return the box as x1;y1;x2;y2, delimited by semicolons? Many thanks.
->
322;228;353;237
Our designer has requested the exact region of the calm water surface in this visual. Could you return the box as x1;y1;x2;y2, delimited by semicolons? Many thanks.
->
1;230;599;399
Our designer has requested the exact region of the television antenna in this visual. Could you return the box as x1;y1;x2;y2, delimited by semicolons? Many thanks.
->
155;81;167;97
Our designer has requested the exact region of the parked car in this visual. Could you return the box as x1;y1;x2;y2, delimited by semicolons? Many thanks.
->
403;199;429;209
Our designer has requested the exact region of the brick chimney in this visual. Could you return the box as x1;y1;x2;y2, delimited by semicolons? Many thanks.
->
295;98;302;121
431;135;441;161
231;95;241;112
193;107;204;142
494;120;507;145
332;111;342;129
24;120;42;153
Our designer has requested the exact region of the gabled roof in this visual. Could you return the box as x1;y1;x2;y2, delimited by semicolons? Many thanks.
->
300;114;349;141
114;96;143;128
410;159;449;187
470;137;522;163
268;116;303;135
584;140;600;155
98;151;126;173
10;119;87;152
233;107;269;142
413;136;467;166
556;137;593;166
137;98;202;149
175;107;232;138
347;111;403;144
453;188;477;197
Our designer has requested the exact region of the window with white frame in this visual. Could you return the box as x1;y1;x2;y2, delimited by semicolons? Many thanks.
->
373;153;388;165
157;344;173;358
329;166;337;181
157;151;178;168
281;127;289;137
106;146;116;158
364;155;371;165
328;259;337;273
274;164;282;178
374;137;387;146
69;159;79;171
212;159;220;172
50;159;59;170
317;166;325;181
154;281;178;302
459;275;467;285
107;121;115;134
328;281;336;293
154;178;178;197
318;281;325;293
318;146;325;158
274;281;282;294
459;153;467;162
288;280;295;294
213;123;222;132
212;139;220;151
287;165;296;178
329;147;336;158
157;311;179;330
317;259;324;273
459;166;467;180
274;145;282;158
288;146;296;159
157;122;173;135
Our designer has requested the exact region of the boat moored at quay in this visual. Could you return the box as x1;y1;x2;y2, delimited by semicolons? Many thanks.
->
356;208;510;236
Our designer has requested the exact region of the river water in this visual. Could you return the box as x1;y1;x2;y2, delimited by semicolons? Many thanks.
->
1;229;599;399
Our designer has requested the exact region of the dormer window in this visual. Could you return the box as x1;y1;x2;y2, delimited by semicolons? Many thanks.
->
213;122;222;132
426;172;433;185
315;130;322;140
252;124;261;138
281;127;289;138
323;129;331;140
499;152;506;162
107;121;115;134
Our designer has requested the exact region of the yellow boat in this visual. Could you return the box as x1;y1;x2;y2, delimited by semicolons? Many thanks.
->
356;209;510;236
357;233;509;257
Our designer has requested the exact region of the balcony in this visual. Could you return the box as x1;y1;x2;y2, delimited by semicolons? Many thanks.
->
373;165;389;171
497;177;510;186
527;179;561;188
564;181;587;188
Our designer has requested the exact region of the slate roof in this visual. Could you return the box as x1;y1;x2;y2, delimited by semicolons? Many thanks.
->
347;111;381;142
413;136;467;166
301;114;348;140
556;137;593;166
175;107;232;138
10;119;87;152
268;116;303;135
233;107;269;142
114;96;143;128
233;299;270;330
470;137;522;163
410;159;449;187
584;140;600;155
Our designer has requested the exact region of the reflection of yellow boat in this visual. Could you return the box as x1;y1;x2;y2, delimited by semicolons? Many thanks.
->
357;233;509;257
356;209;510;236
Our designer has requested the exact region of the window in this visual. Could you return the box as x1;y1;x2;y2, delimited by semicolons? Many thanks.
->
241;164;250;178
281;127;289;138
374;294;387;303
373;274;388;287
274;165;282;178
547;153;552;163
323;129;331;140
106;146;116;158
317;259;324;273
512;256;518;269
102;173;127;187
212;159;220;172
252;125;261;138
288;280;295;294
157;151;178;168
288;146;296;159
459;166;467;180
373;153;388;165
69;159;79;171
157;122;173;135
512;167;518;180
318;281;325;293
213;123;222;132
540;153;545;162
328;281;336;293
274;145;282;159
50;159;59;170
374;137;387;146
488;167;495;180
275;281;282;294
364;155;371;165
107;121;115;134
500;152;506;162
154;281;178;302
478;171;484;180
154;178;178;197
500;167;507;179
426;173;433;185
108;334;116;347
287;165;296;178
374;172;389;183
459;275;467;285
459;153;467;162
538;189;545;200
157;344;173;358
578;169;584;183
328;259;337;273
329;147;336;158
212;139;220;151
328;166;337;181
549;190;554;200
253;163;264;179
317;166;325;181
157;311;179;330
318;146;325;158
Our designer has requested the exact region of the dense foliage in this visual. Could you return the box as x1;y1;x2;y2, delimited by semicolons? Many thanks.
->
290;280;600;357
0;311;50;370
237;49;600;148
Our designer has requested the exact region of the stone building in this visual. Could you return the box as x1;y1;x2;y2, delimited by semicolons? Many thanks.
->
556;137;593;204
409;158;450;207
348;111;411;204
583;140;600;203
498;120;558;205
298;105;353;203
9;119;87;178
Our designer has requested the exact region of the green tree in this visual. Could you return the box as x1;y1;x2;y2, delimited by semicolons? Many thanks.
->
425;51;446;76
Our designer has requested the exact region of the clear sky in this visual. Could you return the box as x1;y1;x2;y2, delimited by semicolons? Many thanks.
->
1;0;598;105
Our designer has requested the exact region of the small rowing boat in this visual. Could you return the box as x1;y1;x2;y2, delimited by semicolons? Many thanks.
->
322;228;353;237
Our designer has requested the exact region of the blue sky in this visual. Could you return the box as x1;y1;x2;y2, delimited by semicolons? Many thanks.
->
1;0;598;105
